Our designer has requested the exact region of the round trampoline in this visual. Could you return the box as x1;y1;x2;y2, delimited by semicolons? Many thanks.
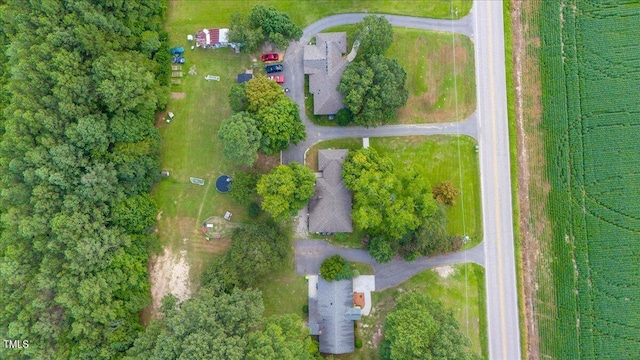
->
216;175;232;193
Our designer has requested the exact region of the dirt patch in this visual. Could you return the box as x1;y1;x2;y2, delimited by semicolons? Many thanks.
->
511;1;547;358
171;92;186;99
434;265;456;278
155;111;167;127
252;153;281;174
148;247;192;318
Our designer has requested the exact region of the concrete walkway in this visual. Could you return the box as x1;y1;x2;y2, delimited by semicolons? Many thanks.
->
294;239;484;290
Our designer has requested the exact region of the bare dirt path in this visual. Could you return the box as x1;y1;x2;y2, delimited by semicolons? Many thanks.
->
148;247;191;316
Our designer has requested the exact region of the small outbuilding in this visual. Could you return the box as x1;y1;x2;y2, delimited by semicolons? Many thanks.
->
237;73;254;83
195;28;230;48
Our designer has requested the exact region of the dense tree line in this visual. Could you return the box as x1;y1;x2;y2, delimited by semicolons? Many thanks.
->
342;148;462;262
128;281;319;359
0;0;168;358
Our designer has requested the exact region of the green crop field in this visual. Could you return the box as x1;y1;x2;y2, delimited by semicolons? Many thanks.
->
538;1;640;358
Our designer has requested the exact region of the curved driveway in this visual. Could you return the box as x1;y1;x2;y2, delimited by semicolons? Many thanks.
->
284;3;520;359
295;240;484;290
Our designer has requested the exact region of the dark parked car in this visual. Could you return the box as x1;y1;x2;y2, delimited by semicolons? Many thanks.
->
265;64;283;73
261;53;279;62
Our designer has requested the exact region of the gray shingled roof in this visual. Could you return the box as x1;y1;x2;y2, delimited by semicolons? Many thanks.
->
317;278;355;354
309;150;353;233
303;32;348;115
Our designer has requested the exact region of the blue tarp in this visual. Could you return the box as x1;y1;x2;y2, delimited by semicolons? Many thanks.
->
170;46;184;55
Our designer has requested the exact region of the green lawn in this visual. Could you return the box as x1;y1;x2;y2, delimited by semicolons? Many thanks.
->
153;5;280;292
257;248;308;318
351;264;487;359
350;261;374;276
390;29;476;123
305;136;482;246
168;1;472;31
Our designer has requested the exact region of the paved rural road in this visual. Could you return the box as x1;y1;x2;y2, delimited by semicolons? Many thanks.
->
294;240;484;290
283;2;521;359
472;2;521;359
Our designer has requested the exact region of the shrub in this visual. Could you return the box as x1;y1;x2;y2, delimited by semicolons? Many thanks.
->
334;232;349;243
336;108;353;126
320;255;353;281
248;202;261;218
302;304;309;314
355;337;363;348
432;180;461;206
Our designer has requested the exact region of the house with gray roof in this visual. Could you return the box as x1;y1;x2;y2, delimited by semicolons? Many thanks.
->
304;32;349;115
308;277;360;354
308;149;352;234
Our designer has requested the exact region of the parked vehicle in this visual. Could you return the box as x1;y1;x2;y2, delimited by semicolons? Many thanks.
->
172;55;186;64
268;75;285;84
265;64;283;73
261;53;279;62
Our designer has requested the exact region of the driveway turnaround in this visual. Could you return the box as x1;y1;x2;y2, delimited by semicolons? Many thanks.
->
285;3;521;359
294;239;484;290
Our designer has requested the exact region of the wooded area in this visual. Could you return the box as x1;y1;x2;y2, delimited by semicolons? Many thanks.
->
0;0;168;357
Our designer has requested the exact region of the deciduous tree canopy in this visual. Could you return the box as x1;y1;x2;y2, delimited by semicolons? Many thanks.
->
257;163;315;221
202;221;291;291
218;112;262;166
433;180;461;206
128;285;318;360
354;15;394;58
229;5;303;52
343;148;454;262
320;255;354;282
242;76;306;154
380;292;480;360
339;54;408;127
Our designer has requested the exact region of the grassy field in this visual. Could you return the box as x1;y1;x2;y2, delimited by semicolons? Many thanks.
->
306;136;482;247
349;264;487;359
313;25;476;125
538;1;640;358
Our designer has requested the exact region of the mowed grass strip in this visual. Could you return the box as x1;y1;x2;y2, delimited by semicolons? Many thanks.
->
167;0;472;30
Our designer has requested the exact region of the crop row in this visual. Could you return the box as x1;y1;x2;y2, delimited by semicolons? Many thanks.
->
538;0;640;358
